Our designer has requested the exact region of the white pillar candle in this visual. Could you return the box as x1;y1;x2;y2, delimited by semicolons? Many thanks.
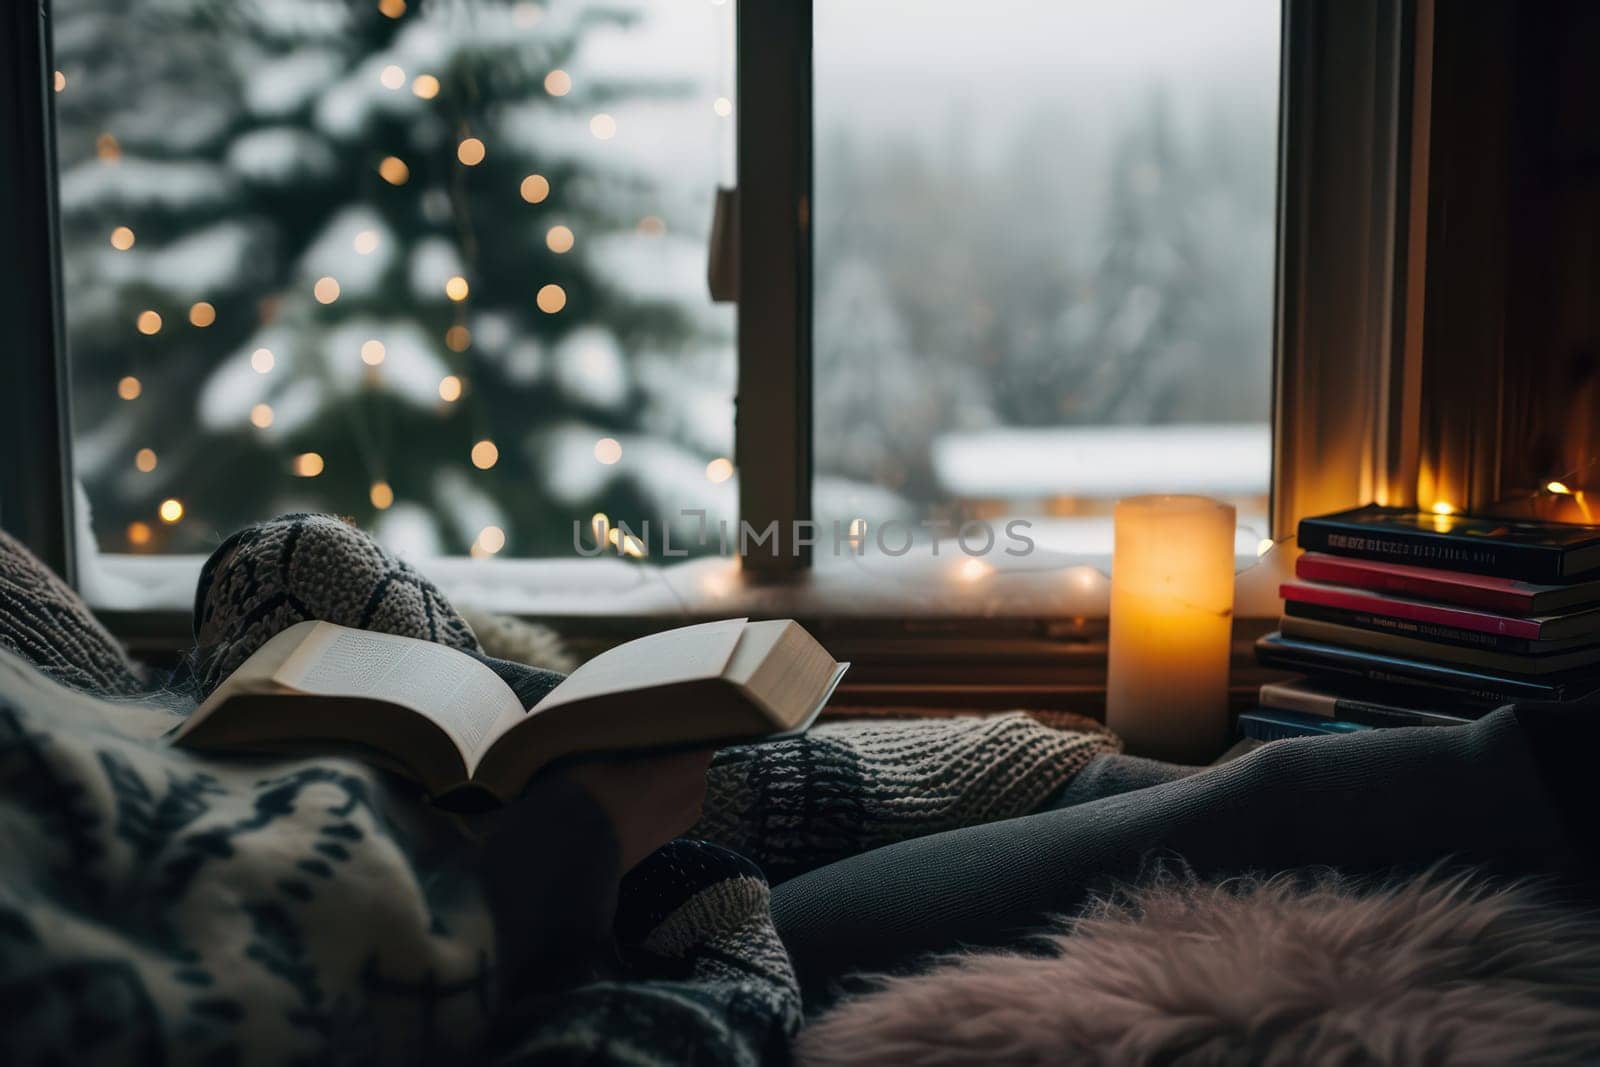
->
1107;494;1236;763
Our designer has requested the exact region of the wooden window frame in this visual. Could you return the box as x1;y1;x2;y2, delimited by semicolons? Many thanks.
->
3;0;1448;707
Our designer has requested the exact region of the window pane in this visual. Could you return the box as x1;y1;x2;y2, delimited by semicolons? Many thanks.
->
54;0;734;562
814;0;1279;555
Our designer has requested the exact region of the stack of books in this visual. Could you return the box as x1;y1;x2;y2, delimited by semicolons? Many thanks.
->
1244;504;1600;741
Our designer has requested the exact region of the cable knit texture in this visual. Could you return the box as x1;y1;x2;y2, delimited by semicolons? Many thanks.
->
694;713;1120;882
0;527;145;696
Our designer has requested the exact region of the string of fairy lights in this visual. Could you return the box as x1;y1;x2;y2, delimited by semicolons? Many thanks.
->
69;0;740;558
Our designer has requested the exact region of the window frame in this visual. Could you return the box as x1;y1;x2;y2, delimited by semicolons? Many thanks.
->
0;0;76;585
3;0;1438;705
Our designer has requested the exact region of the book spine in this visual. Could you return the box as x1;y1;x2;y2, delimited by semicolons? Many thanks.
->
1281;581;1543;638
1237;710;1372;741
1283;602;1546;654
1331;698;1474;728
1295;556;1534;614
1258;681;1479;726
1254;641;1558;704
1298;519;1566;582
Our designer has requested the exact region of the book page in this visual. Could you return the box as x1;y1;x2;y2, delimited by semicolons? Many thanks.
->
529;618;748;716
276;625;524;761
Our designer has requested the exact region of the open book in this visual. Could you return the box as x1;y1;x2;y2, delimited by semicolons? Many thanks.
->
174;617;847;803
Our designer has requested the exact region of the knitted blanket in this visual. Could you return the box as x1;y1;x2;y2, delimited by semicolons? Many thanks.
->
0;519;1118;1064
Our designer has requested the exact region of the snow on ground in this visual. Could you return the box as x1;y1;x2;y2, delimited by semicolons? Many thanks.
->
932;423;1271;499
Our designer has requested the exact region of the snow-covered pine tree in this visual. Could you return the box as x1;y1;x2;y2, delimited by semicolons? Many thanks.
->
55;0;735;559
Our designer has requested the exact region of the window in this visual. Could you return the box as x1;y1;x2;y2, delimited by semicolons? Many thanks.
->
9;0;1309;625
53;0;735;567
812;0;1280;558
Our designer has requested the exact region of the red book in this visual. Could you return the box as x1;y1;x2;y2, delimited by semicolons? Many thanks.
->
1280;580;1600;643
1295;553;1600;616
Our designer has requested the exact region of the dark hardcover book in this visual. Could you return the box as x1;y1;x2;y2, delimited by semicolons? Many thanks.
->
1295;553;1600;615
1297;505;1600;582
1254;631;1600;706
1237;708;1374;742
1282;601;1600;656
1258;679;1477;728
1280;616;1600;675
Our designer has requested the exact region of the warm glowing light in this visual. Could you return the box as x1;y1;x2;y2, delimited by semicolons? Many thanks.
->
116;376;142;400
1431;501;1456;516
444;275;470;301
591;512;609;546
250;403;274;428
96;133;121;162
292;452;325;477
607;528;645;558
476;525;507;554
136;310;162;335
378;156;410;185
360;339;386;366
250;347;275;374
445;325;471;352
188;301;216;327
370;481;395;510
109;225;135;250
637;215;666;236
470;439;499;470
1256;537;1275;558
438;375;463;402
545;225;574;254
127;521;152;546
589;113;616;140
536;283;566;313
956;558;993;582
593;437;622;464
158;498;184;524
313;276;341;304
456;138;485;166
134;448;158;473
378;0;405;17
353;229;380;254
411;74;439;99
849;518;868;540
705;457;733;484
544;69;571;96
520;174;550;203
53;70;66;93
1547;481;1573;495
713;96;732;117
380;64;406;90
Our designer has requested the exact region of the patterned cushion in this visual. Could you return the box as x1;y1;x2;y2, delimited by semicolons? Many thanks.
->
0;527;144;696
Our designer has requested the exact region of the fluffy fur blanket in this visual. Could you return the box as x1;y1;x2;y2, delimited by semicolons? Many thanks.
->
796;871;1600;1066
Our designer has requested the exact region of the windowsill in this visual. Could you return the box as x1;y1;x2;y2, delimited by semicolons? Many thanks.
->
83;535;1289;619
87;538;1292;699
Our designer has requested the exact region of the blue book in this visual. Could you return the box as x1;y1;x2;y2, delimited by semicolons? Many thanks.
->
1236;708;1375;742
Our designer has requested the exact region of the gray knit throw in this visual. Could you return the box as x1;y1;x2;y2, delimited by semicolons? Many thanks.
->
694;713;1119;883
